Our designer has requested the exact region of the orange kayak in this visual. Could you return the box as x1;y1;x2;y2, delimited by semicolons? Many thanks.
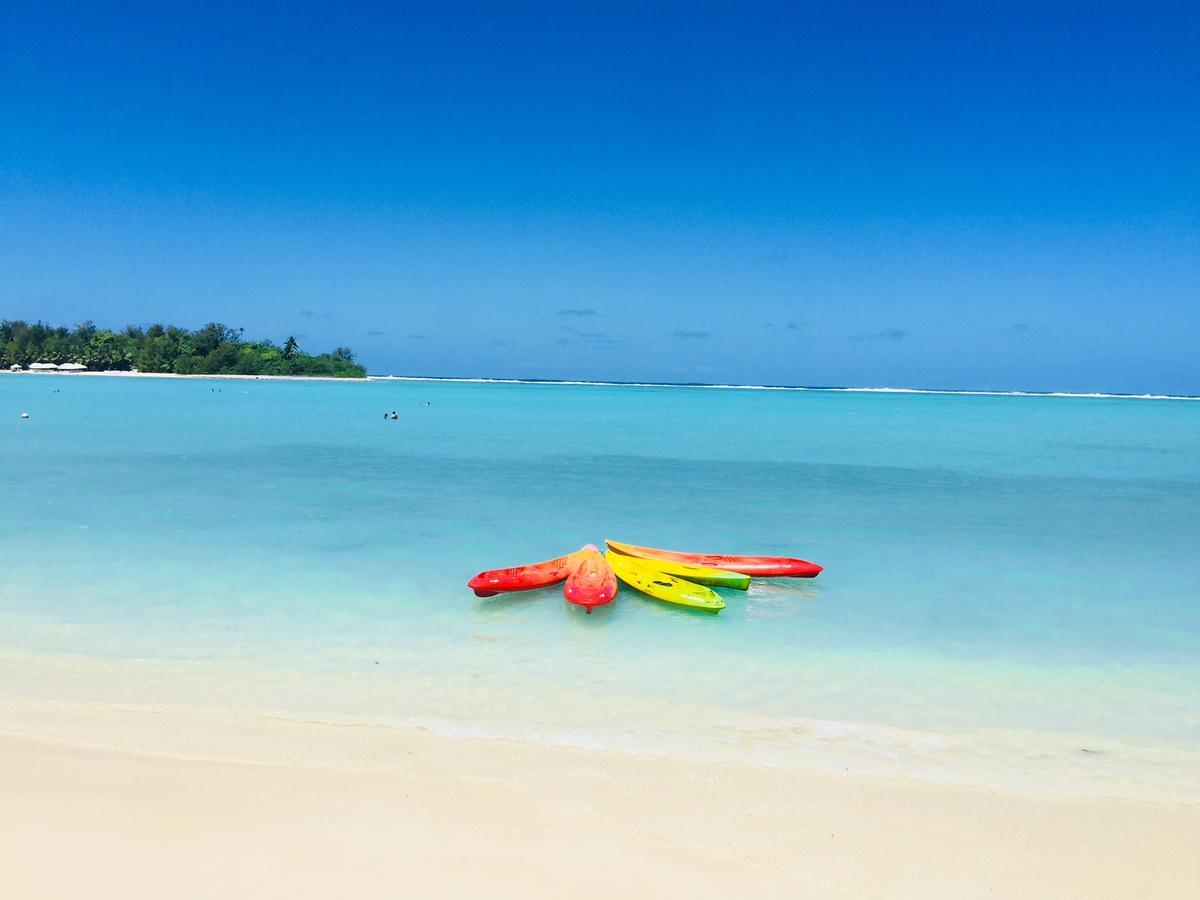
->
468;549;585;597
605;539;822;578
563;545;618;612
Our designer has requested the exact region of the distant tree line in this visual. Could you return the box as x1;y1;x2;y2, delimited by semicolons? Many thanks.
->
0;320;366;378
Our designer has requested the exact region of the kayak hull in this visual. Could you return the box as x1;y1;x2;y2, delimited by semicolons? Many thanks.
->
468;550;583;597
606;539;822;578
607;552;724;612
563;546;618;610
619;557;749;590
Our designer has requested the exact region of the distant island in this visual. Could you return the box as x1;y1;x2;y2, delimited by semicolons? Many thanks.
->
1;320;366;378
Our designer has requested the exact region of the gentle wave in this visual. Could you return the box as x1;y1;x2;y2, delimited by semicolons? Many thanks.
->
369;375;1200;401
7;647;1194;801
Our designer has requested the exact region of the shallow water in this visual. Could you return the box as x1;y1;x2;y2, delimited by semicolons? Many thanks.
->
2;375;1198;797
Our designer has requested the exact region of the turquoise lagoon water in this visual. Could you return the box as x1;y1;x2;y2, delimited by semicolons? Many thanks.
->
2;375;1198;797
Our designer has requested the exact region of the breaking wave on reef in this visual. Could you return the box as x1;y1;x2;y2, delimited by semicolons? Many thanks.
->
370;375;1199;401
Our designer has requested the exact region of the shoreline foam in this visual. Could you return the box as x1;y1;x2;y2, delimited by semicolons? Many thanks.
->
3;651;1197;804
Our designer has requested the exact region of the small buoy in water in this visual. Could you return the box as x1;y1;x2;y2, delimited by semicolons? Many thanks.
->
20;412;30;418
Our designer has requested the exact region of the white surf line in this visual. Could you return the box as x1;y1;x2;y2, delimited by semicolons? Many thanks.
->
367;375;1200;401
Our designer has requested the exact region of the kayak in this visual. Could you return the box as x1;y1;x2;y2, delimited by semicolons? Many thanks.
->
615;556;749;590
607;552;725;612
606;539;822;578
468;549;584;597
563;545;618;612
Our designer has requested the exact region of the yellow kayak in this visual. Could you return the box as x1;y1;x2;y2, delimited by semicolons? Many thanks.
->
606;552;725;612
605;540;749;590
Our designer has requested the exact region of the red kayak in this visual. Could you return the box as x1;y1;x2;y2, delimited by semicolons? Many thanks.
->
563;545;618;612
605;539;823;578
468;549;585;597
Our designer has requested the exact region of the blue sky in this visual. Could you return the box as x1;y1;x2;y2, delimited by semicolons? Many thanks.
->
2;1;1197;391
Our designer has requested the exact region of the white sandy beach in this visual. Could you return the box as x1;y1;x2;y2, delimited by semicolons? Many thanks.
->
2;701;1197;900
3;369;367;383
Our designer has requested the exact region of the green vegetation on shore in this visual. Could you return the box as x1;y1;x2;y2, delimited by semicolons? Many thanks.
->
1;320;367;378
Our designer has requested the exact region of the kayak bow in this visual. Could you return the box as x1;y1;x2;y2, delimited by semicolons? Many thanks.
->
563;545;618;612
468;549;585;597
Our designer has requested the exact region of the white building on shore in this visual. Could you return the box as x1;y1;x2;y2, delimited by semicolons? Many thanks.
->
23;362;89;372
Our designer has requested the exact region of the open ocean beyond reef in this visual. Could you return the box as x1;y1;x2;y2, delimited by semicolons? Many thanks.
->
2;375;1198;799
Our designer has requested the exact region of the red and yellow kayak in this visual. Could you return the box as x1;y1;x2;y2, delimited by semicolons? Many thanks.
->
468;549;584;597
563;545;618;612
605;539;822;578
